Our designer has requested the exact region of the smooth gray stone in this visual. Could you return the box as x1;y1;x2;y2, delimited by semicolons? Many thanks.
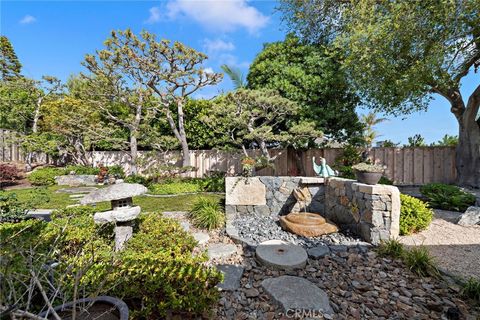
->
458;206;480;226
193;232;210;245
208;243;237;259
55;175;97;186
216;264;244;291
256;240;307;270
329;245;348;253
81;183;147;204
307;245;330;259
56;187;98;194
26;209;53;222
261;276;334;316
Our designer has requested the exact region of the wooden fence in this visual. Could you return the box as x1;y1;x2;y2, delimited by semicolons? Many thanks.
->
1;128;457;185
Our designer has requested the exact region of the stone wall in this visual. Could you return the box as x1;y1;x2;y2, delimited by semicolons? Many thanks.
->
324;178;400;244
225;176;400;244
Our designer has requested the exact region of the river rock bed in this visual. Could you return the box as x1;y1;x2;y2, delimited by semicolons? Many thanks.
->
232;213;369;249
212;245;479;320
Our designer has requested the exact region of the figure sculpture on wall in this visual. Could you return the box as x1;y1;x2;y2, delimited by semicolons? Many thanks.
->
312;157;336;178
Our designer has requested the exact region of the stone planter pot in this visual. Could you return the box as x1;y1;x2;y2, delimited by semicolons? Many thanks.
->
355;171;382;185
39;296;129;320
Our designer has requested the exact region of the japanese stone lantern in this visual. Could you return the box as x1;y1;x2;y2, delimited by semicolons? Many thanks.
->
81;183;148;251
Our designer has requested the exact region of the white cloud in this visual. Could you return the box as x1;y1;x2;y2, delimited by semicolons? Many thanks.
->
145;7;161;24
218;53;250;69
19;15;36;25
203;39;235;53
165;0;269;33
203;67;214;74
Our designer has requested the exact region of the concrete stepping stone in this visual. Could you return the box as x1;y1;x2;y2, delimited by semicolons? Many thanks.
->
69;194;84;199
216;264;244;291
208;243;237;260
193;232;210;245
256;240;307;270
261;275;333;317
307;245;330;259
26;209;53;222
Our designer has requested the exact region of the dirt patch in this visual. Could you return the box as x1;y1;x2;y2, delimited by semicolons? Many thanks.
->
400;209;480;280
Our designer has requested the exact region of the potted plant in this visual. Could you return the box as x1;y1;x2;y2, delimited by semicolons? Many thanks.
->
352;163;384;185
241;157;256;177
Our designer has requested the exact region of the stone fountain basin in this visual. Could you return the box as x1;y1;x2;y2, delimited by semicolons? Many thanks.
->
280;212;338;237
94;206;141;224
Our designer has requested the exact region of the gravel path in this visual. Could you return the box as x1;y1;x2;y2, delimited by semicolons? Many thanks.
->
400;209;480;280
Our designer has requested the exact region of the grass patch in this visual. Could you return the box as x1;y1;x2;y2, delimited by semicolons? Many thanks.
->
377;239;404;259
462;278;480;304
187;197;225;230
4;186;224;213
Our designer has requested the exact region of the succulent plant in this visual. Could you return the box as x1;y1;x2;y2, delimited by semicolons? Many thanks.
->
352;162;384;173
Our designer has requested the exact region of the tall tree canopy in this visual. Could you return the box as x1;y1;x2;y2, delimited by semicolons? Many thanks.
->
247;35;362;143
0;36;22;81
280;0;480;187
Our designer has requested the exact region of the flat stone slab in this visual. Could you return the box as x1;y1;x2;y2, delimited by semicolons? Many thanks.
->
81;183;147;204
55;175;97;186
56;187;98;194
94;206;141;223
216;264;244;291
307;245;331;259
458;206;480;226
256;240;307;270
261;276;333;316
193;232;210;245
26;209;53;222
225;177;266;206
208;243;237;260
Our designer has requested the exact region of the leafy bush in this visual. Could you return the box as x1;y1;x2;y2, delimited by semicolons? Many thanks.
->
27;167;66;185
462;278;480;303
400;194;433;235
0;208;221;318
201;171;225;192
124;174;150;186
65;165;100;175
420;183;476;212
187;197;225;230
0;189;49;222
379;176;393;185
403;246;439;277
0;164;19;186
377;239;404;259
107;165;125;178
149;181;203;195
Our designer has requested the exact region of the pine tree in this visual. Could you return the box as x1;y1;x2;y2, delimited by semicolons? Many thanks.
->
0;36;22;80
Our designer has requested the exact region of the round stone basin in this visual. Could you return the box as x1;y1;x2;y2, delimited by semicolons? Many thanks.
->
282;212;326;225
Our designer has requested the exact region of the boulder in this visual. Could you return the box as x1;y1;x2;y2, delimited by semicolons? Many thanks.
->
81;183;147;204
457;206;480;226
279;212;338;237
55;175;97;186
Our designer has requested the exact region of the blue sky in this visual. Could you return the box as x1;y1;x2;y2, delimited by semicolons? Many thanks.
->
1;0;475;144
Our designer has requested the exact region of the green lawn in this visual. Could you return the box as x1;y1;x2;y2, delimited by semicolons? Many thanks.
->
5;186;224;213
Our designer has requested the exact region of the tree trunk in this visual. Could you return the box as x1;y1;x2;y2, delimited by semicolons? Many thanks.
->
177;101;190;167
130;132;138;175
32;97;42;134
455;88;480;188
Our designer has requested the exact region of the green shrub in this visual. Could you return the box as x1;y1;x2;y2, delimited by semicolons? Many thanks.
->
124;174;150;186
107;165;125;178
403;246;439;277
27;167;66;185
377;239;404;259
200;171;225;192
462;278;480;303
65;165;100;175
400;194;433;235
187;197;225;230
420;183;476;212
379;176;393;185
0;189;49;222
149;181;203;195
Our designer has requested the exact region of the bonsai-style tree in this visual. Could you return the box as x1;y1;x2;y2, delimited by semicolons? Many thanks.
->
84;29;222;168
206;89;321;164
0;36;22;81
280;0;480;187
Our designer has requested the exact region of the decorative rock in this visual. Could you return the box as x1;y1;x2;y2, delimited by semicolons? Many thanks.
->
93;206;141;223
244;288;260;298
216;264;244;291
261;276;333;316
225;177;266;206
256;240;308;270
55;175;97;186
81;183;147;204
457;206;480;226
208;243;237;259
280;212;338;237
307;245;331;259
193;232;210;245
26;209;53;222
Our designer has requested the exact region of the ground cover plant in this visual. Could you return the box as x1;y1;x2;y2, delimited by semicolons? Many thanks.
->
0;207;222;318
420;183;476;212
400;194;433;235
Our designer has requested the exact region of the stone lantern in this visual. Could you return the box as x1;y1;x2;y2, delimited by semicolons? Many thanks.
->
81;183;147;251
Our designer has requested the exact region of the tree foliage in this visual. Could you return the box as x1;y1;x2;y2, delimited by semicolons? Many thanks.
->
0;36;22;81
247;35;362;143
